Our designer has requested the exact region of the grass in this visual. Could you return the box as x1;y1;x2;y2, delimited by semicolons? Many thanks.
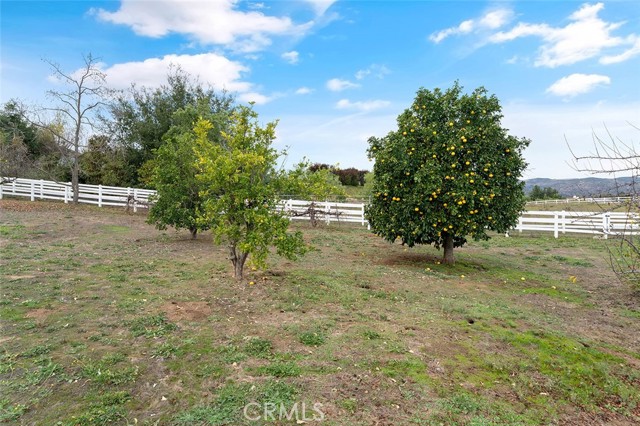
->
1;198;639;425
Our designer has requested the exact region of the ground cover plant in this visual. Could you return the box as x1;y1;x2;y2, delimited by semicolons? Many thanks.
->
1;198;639;425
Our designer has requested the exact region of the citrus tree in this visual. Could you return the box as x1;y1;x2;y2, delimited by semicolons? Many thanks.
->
366;83;529;264
146;102;232;239
193;105;307;279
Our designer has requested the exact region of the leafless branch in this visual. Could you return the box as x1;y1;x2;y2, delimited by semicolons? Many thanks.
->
568;123;640;290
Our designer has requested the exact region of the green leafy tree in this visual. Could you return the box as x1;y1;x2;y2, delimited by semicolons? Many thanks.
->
104;67;233;186
79;135;129;186
194;105;307;279
529;185;561;200
146;102;233;239
366;83;529;264
281;161;346;200
0;101;65;181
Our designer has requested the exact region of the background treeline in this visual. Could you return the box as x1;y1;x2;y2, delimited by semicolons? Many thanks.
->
308;163;368;187
0;68;370;194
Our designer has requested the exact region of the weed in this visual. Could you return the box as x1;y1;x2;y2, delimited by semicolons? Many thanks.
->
25;359;63;386
339;398;358;414
299;331;326;346
0;399;27;422
153;342;181;358
21;344;53;358
81;354;138;386
255;361;301;378
127;314;177;338
243;338;273;358
173;383;250;425
363;329;382;340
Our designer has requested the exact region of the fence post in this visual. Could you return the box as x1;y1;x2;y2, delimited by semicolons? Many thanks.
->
553;213;558;238
12;180;16;195
325;201;330;225
64;186;69;203
603;213;610;239
98;185;103;208
561;210;566;234
30;182;35;201
361;203;365;226
133;189;138;213
40;179;44;200
518;217;523;233
0;183;2;200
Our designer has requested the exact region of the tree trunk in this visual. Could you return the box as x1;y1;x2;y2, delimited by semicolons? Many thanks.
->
71;154;79;204
229;245;249;279
443;232;455;265
190;228;198;239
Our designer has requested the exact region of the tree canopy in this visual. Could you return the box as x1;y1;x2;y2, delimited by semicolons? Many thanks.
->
366;83;529;264
146;101;234;239
104;67;234;186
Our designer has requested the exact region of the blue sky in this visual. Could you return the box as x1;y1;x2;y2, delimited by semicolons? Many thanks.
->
1;0;639;179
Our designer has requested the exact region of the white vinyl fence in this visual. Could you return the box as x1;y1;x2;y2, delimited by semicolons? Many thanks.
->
278;199;367;226
0;178;155;212
0;178;366;224
2;178;640;237
512;210;640;239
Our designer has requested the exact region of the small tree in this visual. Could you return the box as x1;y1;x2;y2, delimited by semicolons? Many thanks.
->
194;105;307;279
366;83;529;264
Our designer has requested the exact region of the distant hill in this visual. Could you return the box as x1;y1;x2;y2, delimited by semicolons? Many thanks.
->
524;177;637;198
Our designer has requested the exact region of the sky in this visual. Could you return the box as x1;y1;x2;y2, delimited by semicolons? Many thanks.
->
1;0;639;179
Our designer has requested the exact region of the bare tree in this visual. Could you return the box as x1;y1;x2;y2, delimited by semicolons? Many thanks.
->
41;54;110;203
568;123;640;289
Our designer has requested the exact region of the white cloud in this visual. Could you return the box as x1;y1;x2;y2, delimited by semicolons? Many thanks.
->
546;73;611;97
281;50;300;64
429;8;513;43
489;2;631;67
326;78;360;92
295;87;313;95
90;53;272;103
303;0;337;16
99;53;249;92
238;92;271;105
479;9;513;30
355;64;390;80
335;99;390;112
93;0;313;53
600;35;640;64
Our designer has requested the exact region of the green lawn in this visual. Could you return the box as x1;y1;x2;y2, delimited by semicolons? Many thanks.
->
1;199;639;425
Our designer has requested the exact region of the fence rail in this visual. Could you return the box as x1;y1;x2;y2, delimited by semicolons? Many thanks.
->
526;196;634;205
2;178;639;237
